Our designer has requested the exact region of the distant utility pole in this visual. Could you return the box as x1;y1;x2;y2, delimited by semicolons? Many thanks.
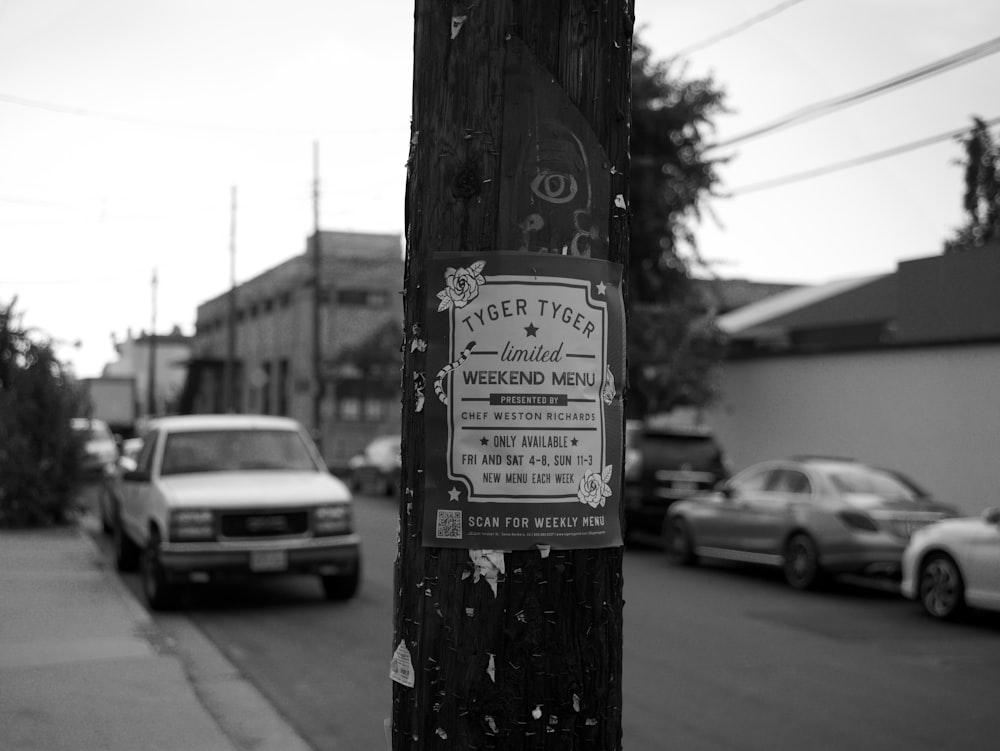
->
225;185;238;413
147;267;158;415
394;3;634;749
311;140;325;443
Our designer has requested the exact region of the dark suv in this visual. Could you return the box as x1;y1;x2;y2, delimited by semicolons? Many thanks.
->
623;420;728;542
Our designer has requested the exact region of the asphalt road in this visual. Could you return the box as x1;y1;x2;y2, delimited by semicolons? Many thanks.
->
94;494;1000;751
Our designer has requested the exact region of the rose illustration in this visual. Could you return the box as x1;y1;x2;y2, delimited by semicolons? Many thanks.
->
437;260;486;312
577;465;613;508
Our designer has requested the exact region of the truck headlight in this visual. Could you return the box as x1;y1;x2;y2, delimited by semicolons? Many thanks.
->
314;504;352;536
170;509;215;541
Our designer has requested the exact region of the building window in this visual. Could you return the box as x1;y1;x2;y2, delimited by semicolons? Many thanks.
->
363;397;386;422
337;289;367;306
336;288;389;307
339;397;362;421
367;290;389;307
277;359;289;415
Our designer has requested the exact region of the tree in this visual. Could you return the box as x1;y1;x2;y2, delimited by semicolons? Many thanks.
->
944;117;1000;253
627;37;729;416
0;298;83;527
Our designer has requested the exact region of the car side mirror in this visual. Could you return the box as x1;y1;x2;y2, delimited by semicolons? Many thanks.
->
982;507;1000;525
118;456;138;474
717;482;734;500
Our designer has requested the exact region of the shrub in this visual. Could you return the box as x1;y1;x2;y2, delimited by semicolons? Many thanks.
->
0;299;84;528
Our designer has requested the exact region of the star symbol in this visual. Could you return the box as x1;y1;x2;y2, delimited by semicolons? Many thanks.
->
596;280;607;295
448;486;462;502
480;436;489;446
571;437;579;446
525;322;538;337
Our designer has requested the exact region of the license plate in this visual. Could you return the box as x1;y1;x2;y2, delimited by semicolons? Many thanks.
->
250;550;288;572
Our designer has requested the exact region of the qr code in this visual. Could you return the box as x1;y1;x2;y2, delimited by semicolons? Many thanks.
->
436;509;463;539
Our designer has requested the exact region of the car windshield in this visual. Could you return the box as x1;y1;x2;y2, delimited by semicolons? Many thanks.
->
642;432;724;471
160;429;319;476
827;465;926;501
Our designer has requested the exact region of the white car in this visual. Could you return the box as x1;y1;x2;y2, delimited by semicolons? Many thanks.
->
347;434;402;496
901;507;1000;620
112;414;360;610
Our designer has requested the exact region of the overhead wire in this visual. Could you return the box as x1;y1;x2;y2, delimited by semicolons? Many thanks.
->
709;33;1000;150
727;115;1000;195
0;92;404;137
675;0;809;57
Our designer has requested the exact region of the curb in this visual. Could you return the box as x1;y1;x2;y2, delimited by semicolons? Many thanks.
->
76;516;315;751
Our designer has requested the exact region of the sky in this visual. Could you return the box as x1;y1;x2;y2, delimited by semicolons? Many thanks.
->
2;0;998;378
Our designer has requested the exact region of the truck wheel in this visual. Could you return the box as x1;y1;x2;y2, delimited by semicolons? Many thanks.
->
114;510;140;572
141;529;180;611
321;563;360;601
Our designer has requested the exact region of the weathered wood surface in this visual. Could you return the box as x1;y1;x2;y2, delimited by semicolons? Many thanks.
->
396;2;634;748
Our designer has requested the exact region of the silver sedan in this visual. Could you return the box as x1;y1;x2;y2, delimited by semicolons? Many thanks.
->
664;457;957;590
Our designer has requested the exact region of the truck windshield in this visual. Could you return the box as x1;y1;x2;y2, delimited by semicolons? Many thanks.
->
160;429;320;476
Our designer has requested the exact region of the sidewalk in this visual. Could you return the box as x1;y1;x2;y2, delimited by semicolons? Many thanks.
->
0;515;313;751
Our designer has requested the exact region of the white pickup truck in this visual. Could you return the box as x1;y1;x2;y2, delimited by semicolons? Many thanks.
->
112;414;360;610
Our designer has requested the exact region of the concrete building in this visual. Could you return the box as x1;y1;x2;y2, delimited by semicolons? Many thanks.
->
184;230;404;467
707;244;1000;516
104;326;193;416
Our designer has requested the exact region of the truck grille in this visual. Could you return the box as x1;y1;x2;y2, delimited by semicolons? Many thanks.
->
220;511;309;539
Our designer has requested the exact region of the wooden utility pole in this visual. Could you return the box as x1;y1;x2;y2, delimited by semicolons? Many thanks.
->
147;267;158;415
311;140;324;443
395;3;633;749
225;185;238;413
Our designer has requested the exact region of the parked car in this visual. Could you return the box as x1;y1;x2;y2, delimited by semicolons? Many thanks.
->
347;434;401;496
70;417;118;480
98;436;147;534
71;417;120;533
664;456;958;590
112;414;360;609
901;507;1000;620
623;420;728;542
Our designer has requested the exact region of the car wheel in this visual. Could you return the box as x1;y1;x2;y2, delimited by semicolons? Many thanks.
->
99;489;113;535
918;554;966;620
349;473;363;494
114;509;140;572
381;474;395;497
141;529;180;611
664;517;697;566
784;533;822;590
321;564;360;601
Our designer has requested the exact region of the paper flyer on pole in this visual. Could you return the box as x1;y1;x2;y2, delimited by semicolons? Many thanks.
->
422;251;625;549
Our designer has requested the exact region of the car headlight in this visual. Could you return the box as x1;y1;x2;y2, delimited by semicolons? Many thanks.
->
169;509;215;541
314;504;353;535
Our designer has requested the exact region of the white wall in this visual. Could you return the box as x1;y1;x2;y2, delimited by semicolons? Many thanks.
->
706;345;1000;515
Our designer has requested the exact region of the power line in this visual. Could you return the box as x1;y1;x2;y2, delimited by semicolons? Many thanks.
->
675;0;809;57
710;33;1000;150
728;115;1000;195
0;92;405;137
